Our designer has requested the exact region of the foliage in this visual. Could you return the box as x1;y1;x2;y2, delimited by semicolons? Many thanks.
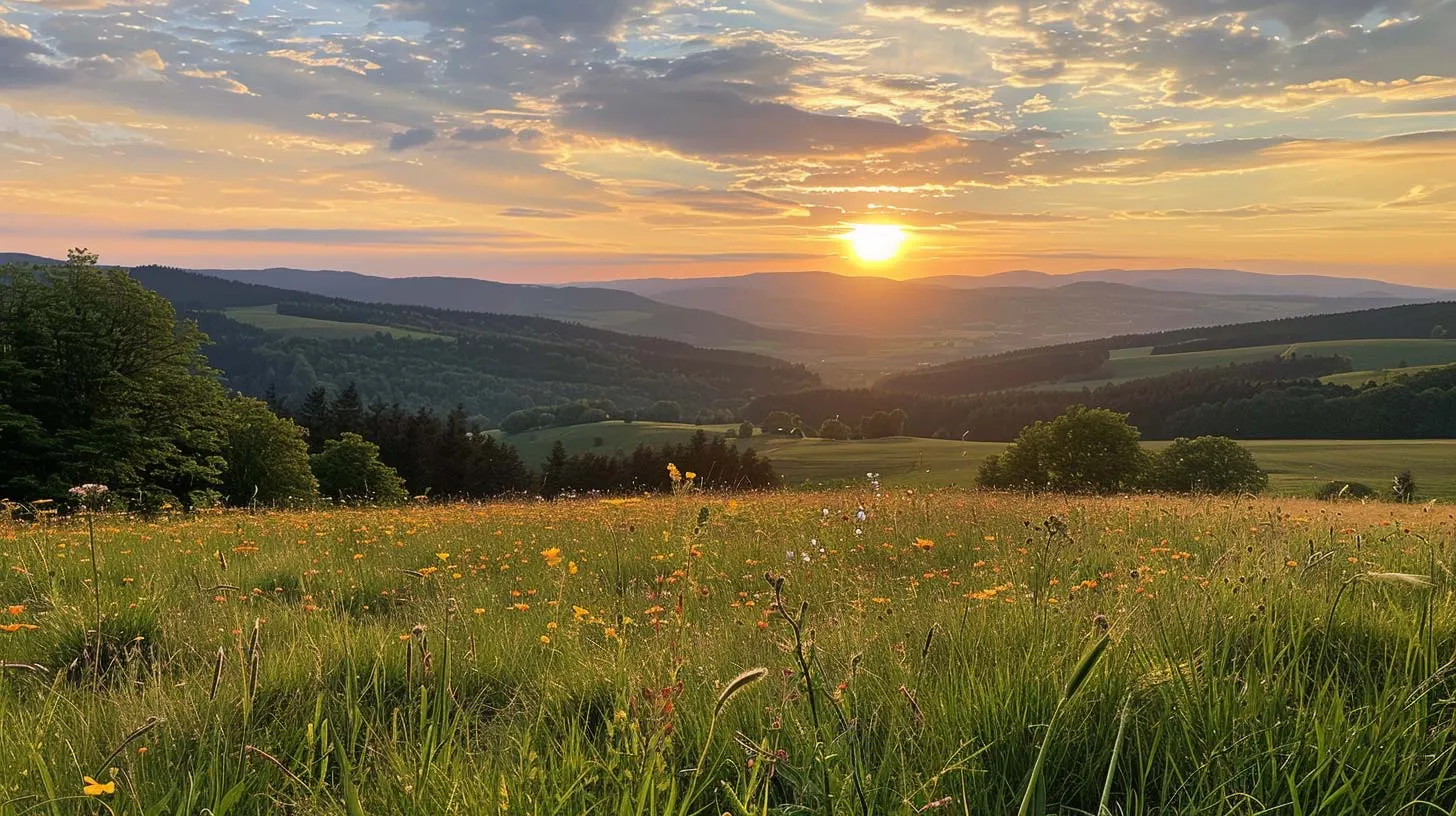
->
310;433;408;504
0;251;230;507
978;406;1148;494
284;386;533;499
818;418;853;440
220;396;318;506
542;430;779;496
859;408;908;439
746;355;1369;442
1147;437;1268;495
878;347;1110;395
1316;481;1376;500
762;410;801;434
131;266;818;421
500;400;620;434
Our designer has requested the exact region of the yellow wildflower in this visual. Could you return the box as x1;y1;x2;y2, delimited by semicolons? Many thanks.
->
83;777;115;796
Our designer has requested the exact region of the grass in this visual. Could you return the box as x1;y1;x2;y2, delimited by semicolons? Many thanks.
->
489;422;739;467
3;492;1455;814
497;421;1456;499
1051;339;1456;389
225;305;451;341
1321;363;1456;388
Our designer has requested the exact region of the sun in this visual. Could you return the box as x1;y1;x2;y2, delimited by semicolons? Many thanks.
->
845;224;907;263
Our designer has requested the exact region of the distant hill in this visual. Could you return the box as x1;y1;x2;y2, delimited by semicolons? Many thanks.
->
107;265;821;424
0;252;63;267
875;298;1456;396
917;268;1451;300
588;270;1418;340
183;265;838;353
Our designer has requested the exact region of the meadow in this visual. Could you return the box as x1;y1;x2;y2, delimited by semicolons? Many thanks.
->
223;306;451;342
494;422;1456;499
1053;340;1456;390
3;489;1455;814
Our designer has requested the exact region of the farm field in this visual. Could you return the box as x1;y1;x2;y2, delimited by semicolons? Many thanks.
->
1053;339;1456;389
2;492;1453;814
496;422;1456;499
224;305;451;341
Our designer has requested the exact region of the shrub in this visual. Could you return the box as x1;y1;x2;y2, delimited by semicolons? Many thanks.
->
1316;481;1376;501
1149;437;1268;494
311;433;408;504
221;396;318;506
818;418;853;441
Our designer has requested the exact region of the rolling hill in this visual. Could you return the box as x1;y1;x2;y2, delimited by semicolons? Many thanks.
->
114;265;821;424
183;265;843;353
918;268;1452;299
876;298;1456;396
588;270;1419;341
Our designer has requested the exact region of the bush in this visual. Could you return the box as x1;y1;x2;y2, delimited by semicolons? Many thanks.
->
221;396;318;506
738;420;756;438
1149;437;1268;495
818;418;853;441
311;433;408;504
1316;481;1376;501
978;406;1147;494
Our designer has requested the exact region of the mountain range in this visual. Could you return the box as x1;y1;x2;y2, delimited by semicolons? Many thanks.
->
7;252;1448;385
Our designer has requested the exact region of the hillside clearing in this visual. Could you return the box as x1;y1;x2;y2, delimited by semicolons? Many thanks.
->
1048;338;1456;389
224;305;451;341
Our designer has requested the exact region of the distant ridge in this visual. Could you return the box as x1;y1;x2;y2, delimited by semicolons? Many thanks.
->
916;267;1452;300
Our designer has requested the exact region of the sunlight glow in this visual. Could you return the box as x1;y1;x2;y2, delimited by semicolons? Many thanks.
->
845;224;907;263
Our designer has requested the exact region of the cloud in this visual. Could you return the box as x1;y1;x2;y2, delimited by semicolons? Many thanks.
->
499;208;579;219
137;228;544;247
388;0;656;44
0;32;69;86
388;128;437;152
561;72;945;158
454;125;512;142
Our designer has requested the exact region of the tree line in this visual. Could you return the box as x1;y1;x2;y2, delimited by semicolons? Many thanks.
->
742;354;1436;442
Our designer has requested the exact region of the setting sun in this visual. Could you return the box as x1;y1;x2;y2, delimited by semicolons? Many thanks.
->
845;224;907;263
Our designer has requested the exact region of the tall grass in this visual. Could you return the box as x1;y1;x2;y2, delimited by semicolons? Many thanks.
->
1;491;1453;814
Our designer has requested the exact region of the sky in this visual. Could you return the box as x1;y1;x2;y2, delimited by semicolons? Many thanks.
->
0;0;1453;285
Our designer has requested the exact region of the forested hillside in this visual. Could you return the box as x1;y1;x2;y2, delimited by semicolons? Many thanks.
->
127;265;819;424
885;299;1456;395
741;355;1456;441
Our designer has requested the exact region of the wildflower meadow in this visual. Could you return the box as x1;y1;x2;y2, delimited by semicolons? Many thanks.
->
2;486;1454;814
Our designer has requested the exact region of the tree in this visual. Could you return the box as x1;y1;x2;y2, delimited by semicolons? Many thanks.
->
1148;436;1267;494
1432;325;1449;339
541;441;569;499
978;406;1147;494
737;420;756;439
760;410;797;434
860;409;908;439
818;418;853;440
0;250;231;507
220;396;318;506
310;433;407;504
644;400;683;423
